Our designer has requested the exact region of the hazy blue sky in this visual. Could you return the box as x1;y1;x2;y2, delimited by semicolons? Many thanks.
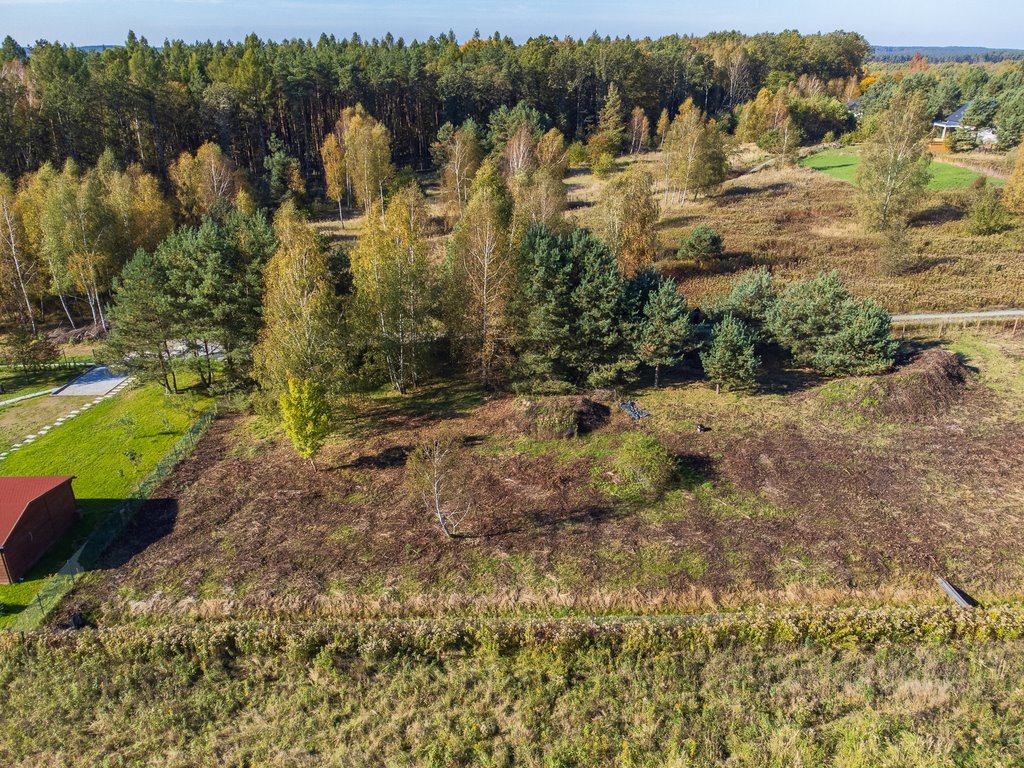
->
1;0;1021;48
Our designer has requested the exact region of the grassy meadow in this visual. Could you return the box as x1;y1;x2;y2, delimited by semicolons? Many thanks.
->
2;619;1024;766
799;145;1006;189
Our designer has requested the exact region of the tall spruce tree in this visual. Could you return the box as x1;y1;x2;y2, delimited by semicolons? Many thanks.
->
701;315;760;393
638;278;694;387
598;84;626;154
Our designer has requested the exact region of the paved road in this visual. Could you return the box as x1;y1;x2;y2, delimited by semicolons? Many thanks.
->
891;309;1024;324
53;365;129;397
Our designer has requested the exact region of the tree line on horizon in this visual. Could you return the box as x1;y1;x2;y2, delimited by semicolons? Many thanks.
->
0;29;871;184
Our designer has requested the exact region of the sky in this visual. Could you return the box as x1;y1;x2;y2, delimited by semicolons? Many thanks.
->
1;0;1022;49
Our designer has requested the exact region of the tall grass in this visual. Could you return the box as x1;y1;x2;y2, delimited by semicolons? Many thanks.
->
2;616;1024;766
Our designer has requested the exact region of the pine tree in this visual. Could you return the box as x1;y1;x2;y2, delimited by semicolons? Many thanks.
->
280;376;332;469
706;267;777;342
515;226;632;389
701;315;760;393
766;272;896;375
598;84;626;154
105;249;179;393
638;278;693;387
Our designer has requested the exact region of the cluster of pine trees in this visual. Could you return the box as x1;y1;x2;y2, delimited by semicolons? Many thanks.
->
0;30;871;185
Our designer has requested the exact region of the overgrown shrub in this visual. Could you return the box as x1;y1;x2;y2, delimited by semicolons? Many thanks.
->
567;140;587;167
591;152;617;177
968;185;1007;235
676;224;724;264
607;431;675;502
947;128;978;153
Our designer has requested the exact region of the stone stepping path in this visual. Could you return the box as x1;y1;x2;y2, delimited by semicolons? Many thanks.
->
0;377;133;462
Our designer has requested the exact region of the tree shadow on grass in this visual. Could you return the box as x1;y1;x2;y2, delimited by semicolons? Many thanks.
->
337;445;411;470
911;203;965;227
458;503;620;539
0;497;178;623
719;181;792;199
343;381;486;438
757;368;829;395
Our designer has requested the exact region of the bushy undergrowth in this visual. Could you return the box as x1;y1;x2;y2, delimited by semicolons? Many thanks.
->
605;431;675;501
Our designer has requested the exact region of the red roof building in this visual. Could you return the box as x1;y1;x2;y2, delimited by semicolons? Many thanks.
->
0;476;79;584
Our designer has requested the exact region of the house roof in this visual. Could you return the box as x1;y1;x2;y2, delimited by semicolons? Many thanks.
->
0;476;75;544
935;102;972;128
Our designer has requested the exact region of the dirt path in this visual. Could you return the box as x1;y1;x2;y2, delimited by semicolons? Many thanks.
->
892;309;1024;323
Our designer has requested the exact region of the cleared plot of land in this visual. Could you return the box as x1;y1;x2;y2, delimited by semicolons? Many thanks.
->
64;333;1024;623
800;146;1006;189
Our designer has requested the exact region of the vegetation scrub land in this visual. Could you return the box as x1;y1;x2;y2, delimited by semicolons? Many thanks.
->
57;333;1024;627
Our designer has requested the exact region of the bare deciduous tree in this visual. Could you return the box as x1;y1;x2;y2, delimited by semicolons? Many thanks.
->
406;432;466;538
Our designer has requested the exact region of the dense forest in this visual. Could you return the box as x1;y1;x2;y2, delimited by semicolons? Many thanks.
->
0;30;872;183
870;46;1024;64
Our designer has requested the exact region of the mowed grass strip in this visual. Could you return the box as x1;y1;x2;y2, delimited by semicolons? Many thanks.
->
0;380;212;623
800;146;1005;189
0;365;87;402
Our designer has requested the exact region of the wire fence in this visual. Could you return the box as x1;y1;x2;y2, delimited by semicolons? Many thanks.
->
6;404;219;632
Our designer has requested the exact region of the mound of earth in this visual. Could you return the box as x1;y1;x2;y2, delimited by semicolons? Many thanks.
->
514;395;611;438
868;349;972;421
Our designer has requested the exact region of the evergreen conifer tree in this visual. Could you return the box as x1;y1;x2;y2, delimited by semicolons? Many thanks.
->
701;315;760;393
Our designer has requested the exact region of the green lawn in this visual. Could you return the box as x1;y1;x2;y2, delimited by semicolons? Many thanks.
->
0;380;212;624
801;146;1005;189
0;365;88;402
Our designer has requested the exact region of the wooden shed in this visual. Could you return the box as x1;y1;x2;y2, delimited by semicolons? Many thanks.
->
0;476;79;584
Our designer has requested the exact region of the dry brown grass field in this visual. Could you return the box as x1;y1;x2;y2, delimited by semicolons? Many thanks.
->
311;149;1024;315
569;150;1024;312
